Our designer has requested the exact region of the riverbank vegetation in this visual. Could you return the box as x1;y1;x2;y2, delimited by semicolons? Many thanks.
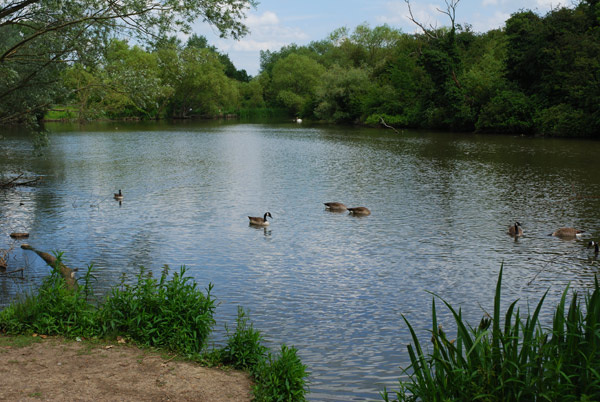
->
1;0;599;136
0;259;308;401
383;267;600;401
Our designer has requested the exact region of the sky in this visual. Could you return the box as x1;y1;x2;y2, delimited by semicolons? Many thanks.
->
192;0;559;76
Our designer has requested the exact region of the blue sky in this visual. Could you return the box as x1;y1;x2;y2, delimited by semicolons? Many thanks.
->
193;0;557;76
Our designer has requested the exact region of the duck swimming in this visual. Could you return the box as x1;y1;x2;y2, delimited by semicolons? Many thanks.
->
324;202;347;211
550;227;584;238
347;207;371;216
248;212;272;226
508;222;523;237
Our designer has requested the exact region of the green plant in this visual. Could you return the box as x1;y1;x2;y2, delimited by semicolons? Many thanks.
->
384;267;600;401
0;254;95;337
220;307;268;371
97;265;216;356
252;344;309;402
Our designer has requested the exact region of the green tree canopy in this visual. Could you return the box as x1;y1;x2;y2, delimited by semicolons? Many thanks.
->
0;0;256;125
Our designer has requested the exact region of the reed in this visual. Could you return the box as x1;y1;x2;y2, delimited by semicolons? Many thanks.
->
383;266;600;401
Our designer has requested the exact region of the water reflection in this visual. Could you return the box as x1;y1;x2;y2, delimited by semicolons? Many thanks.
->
1;122;600;400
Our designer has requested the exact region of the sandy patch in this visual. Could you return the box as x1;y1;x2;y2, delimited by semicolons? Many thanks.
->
0;336;253;401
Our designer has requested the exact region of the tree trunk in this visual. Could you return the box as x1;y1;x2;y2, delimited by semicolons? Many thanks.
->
20;244;78;290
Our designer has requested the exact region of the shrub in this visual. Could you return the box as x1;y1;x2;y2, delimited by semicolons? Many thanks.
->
534;104;591;137
220;307;268;371
0;254;95;337
97;265;216;356
253;344;309;402
476;89;535;133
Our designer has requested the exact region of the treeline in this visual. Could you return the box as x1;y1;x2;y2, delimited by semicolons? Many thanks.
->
253;0;599;137
59;35;258;121
3;0;599;136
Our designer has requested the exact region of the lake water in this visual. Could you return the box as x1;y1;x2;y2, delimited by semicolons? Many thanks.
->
1;121;600;400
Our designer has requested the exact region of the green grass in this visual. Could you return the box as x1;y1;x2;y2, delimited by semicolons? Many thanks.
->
383;266;600;401
44;106;78;120
0;257;308;401
0;333;43;349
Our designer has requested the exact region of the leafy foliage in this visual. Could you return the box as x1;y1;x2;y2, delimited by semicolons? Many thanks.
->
382;267;600;401
0;254;95;336
220;307;269;371
97;266;215;355
252;344;309;402
0;0;255;124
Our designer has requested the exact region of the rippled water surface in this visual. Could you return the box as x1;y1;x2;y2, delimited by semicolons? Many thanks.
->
2;121;600;400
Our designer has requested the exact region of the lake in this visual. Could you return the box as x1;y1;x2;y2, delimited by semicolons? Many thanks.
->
1;121;600;400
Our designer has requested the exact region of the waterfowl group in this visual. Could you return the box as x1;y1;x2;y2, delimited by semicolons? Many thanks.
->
324;202;371;216
507;222;588;239
248;202;371;228
248;212;272;226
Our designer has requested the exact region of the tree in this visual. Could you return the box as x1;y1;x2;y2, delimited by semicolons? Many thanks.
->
0;0;256;125
160;47;239;118
270;53;325;116
350;23;402;67
314;65;371;123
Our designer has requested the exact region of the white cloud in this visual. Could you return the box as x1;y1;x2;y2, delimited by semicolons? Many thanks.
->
470;10;511;31
208;10;309;53
482;0;498;6
190;9;311;74
245;10;280;27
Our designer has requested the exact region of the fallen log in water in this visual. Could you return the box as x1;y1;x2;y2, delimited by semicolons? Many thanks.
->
20;244;77;290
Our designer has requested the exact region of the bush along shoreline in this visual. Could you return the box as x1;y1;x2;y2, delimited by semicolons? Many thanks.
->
0;256;309;401
383;266;600;401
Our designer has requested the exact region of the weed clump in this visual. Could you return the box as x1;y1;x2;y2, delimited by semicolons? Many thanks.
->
97;266;215;356
252;344;308;401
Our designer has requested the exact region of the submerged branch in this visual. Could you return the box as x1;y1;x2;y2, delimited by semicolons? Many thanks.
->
0;174;42;188
379;116;401;134
20;244;77;289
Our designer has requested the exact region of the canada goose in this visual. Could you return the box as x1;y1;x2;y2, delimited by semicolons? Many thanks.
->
508;222;523;237
550;227;584;238
588;241;599;254
348;207;371;216
248;212;272;226
324;202;347;211
114;189;123;200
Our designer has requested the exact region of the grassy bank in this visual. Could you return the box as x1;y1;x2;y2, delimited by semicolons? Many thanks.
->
0;258;308;401
383;267;600;401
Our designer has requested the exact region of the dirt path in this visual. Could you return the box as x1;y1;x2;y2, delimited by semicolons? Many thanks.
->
0;336;253;401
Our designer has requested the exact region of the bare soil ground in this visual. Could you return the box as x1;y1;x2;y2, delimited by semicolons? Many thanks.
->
0;335;253;401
